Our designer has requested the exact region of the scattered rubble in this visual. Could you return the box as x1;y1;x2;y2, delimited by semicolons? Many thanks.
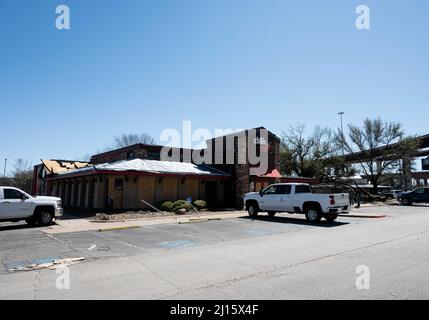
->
95;213;111;220
11;257;85;272
175;208;187;215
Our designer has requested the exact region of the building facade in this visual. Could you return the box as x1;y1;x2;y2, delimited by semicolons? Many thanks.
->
33;127;316;210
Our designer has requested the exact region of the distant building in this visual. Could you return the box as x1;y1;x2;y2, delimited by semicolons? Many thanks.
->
422;157;429;171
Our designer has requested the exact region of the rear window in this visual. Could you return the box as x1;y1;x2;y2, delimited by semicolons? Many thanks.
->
295;185;312;193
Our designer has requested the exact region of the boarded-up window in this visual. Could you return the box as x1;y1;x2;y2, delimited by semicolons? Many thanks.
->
115;178;123;191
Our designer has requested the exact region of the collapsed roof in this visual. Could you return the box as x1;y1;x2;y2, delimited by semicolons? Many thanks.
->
42;160;91;174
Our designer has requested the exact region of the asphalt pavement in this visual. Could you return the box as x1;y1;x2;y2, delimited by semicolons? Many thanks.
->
0;204;428;299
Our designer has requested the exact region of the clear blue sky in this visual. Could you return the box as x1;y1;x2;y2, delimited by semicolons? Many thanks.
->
1;0;428;174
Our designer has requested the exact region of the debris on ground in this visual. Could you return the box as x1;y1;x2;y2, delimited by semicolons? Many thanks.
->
175;208;187;215
10;257;85;272
95;213;111;220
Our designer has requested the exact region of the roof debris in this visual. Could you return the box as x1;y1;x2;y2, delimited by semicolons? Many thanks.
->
10;257;85;272
42;160;90;174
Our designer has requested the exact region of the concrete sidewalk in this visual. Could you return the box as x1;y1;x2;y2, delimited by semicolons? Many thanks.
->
45;211;247;234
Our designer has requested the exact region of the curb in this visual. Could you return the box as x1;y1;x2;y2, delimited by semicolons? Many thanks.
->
179;218;222;224
98;225;141;232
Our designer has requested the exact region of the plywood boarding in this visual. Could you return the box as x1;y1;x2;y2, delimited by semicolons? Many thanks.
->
157;177;177;202
108;177;123;209
139;176;156;208
179;178;199;201
123;178;139;208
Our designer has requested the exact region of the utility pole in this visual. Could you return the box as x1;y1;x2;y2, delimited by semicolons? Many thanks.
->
338;112;345;155
3;158;7;177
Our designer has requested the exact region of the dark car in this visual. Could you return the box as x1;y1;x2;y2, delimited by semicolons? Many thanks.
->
398;187;429;206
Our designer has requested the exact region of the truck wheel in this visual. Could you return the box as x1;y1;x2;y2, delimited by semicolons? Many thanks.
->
267;211;276;217
305;207;322;223
25;217;38;227
325;213;338;223
36;210;54;226
247;203;259;217
401;198;412;206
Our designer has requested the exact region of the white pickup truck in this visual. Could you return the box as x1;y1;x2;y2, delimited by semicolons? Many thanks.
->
243;183;349;223
0;186;63;226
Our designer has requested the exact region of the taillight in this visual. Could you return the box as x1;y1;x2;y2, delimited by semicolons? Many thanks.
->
329;195;335;205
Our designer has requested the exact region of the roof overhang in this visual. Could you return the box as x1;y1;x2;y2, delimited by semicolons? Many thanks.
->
45;158;230;181
46;170;230;181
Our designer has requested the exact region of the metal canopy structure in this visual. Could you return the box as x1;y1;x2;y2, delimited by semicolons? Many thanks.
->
340;134;429;164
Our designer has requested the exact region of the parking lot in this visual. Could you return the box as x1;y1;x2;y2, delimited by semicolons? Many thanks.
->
1;204;429;299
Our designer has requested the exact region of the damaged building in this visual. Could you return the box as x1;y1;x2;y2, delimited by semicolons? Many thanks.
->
32;127;316;210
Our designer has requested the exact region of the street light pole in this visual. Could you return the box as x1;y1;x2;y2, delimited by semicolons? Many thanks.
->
338;112;345;155
3;158;7;177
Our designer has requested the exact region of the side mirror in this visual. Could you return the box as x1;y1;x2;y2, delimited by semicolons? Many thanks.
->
21;194;29;201
259;190;263;197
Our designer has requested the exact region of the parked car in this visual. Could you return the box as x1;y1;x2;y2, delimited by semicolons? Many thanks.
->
0;186;63;226
397;187;429;206
243;183;350;223
380;190;404;199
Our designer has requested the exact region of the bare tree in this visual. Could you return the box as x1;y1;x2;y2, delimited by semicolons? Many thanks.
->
101;133;156;152
281;125;344;179
11;159;33;191
335;118;419;192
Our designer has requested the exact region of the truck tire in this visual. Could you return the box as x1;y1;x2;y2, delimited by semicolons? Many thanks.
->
25;217;38;227
36;209;54;226
267;211;276;217
304;206;322;223
247;203;259;217
325;213;338;223
401;198;412;206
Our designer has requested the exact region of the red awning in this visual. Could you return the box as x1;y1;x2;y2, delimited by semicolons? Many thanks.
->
258;169;282;178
